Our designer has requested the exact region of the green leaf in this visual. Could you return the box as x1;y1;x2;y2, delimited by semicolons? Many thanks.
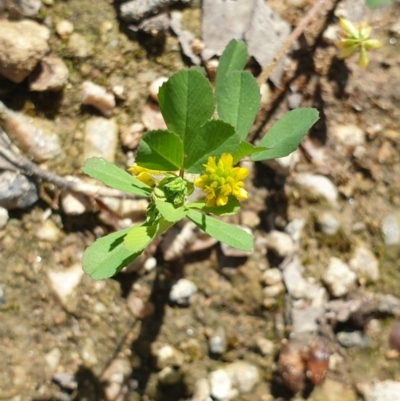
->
155;199;187;222
365;0;396;8
252;108;319;161
136;130;184;171
233;141;268;164
124;224;158;252
217;71;261;140
158;69;214;151
215;39;248;102
82;227;142;280
82;157;151;197
186;197;240;216
186;210;253;252
184;120;238;172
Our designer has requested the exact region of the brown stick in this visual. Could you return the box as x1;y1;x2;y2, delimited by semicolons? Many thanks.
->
0;131;139;199
257;0;334;85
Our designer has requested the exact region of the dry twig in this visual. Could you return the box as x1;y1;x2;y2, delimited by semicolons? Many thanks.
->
0;130;139;199
257;0;335;85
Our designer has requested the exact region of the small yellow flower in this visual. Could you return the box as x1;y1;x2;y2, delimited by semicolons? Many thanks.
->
128;165;162;187
194;153;249;207
337;18;382;68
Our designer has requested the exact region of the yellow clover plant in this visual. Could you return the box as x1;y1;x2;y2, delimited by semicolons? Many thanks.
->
337;18;382;68
81;40;319;280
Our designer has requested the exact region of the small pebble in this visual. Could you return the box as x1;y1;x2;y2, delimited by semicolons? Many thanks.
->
263;282;285;298
81;81;116;117
363;380;400;401
0;171;38;210
52;372;78;391
45;348;62;371
191;377;211;401
60;190;94;215
291;306;324;334
56;20;74;39
0;206;9;229
266;230;295;258
101;358;131;401
226;361;260;394
240;210;260;228
209;326;227;355
35;219;61;242
158;366;181;385
282;257;308;299
149;77;168;102
349;245;379;284
84;117;119;162
209;369;232;400
66;33;92;58
120;123;144;149
263;150;300;175
29;56;69;92
337;331;369;348
294;173;339;207
48;263;84;306
152;344;184;370
323;257;357;298
332;124;365;149
141;102;168;131
169;279;197;306
317;211;341;235
0;20;50;83
262;268;283;286
256;337;274;356
381;213;400;246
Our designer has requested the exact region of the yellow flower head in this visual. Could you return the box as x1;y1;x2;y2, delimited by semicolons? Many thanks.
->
128;165;163;187
337;18;382;68
194;153;249;207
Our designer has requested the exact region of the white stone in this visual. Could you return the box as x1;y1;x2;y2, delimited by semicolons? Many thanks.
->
225;361;260;393
0;207;9;229
84;117;119;162
256;337;274;356
282;257;308;299
291;306;324;333
318;211;341;235
158;366;181;385
323;257;357;297
0;20;50;83
266;230;295;258
209;369;232;400
263;282;285;298
56;20;74;39
349;245;379;284
81;81;116;117
191;378;211;401
263;149;300;175
262;268;283;286
45;348;62;371
66;33;92;58
364;380;400;401
29;56;69;92
294;173;339;207
149;77;168;102
60;190;94;215
169;278;197;306
153;344;184;370
48;263;84;305
332;124;365;148
322;25;340;45
35;219;61;242
285;218;305;244
381;213;400;246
